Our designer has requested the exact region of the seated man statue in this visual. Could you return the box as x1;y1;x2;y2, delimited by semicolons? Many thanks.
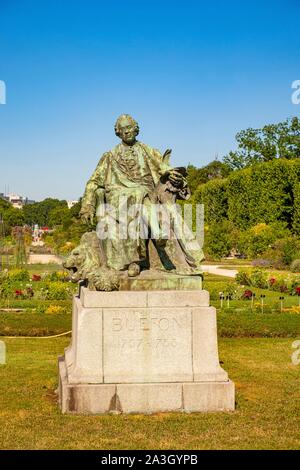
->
65;114;203;290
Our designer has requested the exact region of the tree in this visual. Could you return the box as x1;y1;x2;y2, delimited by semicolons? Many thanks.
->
0;199;25;235
0;198;11;211
187;160;230;193
23;198;68;227
238;223;289;259
223;117;300;170
194;178;228;224
5;208;25;229
204;220;233;259
48;206;72;228
69;199;82;219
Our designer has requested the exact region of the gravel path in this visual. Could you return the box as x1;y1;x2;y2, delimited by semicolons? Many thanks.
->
202;265;238;278
27;254;63;265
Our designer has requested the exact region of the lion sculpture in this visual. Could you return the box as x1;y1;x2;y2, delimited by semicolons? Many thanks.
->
63;232;120;291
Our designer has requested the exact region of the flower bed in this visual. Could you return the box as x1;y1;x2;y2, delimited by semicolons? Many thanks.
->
236;268;300;296
0;268;77;301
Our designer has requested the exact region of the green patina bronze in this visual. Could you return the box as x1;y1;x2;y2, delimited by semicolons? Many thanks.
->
64;114;204;290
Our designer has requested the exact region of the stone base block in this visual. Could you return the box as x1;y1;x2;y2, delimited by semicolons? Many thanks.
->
59;357;235;414
119;271;203;291
59;288;235;414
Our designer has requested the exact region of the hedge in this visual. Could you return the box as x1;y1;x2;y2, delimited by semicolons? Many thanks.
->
194;159;300;233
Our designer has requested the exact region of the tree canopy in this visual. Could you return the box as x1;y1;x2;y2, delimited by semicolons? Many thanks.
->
187;160;230;193
22;198;68;226
223;117;300;170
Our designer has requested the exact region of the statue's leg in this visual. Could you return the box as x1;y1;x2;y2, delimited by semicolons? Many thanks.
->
157;202;204;273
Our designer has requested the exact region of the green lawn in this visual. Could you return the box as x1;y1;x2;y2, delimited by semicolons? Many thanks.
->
25;263;64;274
203;259;252;266
1;272;300;338
0;299;72;337
1;303;300;338
0;272;299;449
0;337;299;449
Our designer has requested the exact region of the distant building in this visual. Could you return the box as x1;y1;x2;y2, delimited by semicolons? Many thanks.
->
7;193;24;209
67;200;78;209
1;193;36;209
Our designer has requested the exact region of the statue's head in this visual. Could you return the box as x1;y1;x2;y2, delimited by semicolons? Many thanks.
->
114;114;139;145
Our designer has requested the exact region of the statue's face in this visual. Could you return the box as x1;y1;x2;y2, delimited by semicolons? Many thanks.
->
117;118;138;145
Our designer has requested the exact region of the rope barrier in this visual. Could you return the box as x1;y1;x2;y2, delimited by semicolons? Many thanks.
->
3;330;72;339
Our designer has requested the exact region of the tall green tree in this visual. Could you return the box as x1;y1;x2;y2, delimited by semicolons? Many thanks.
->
0;199;24;234
48;206;72;228
187;160;230;193
23;198;68;226
223;117;300;170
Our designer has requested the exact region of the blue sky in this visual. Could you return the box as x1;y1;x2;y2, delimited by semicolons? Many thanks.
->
0;0;299;201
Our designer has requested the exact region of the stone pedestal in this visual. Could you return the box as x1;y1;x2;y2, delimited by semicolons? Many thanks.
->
58;286;235;414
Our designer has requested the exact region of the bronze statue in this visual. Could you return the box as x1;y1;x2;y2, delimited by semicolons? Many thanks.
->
64;115;203;290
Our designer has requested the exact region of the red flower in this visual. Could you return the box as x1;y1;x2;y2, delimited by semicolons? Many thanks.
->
243;289;253;299
269;277;276;285
15;290;23;296
295;286;300;296
32;274;41;282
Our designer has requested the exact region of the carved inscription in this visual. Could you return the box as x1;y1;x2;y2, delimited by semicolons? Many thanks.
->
118;337;178;353
109;309;188;357
103;308;193;382
111;313;187;332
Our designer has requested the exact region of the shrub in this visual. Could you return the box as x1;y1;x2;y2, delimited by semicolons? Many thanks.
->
45;304;67;315
40;281;74;300
36;304;47;314
242;289;253;299
236;268;300;295
262;237;300;268
7;269;30;282
238;223;289;259
226;159;300;229
0;270;32;299
14;287;34;299
248;269;269;289
291;259;300;273
236;270;251;286
60;242;76;254
193;160;300;248
203;220;235;259
46;271;68;282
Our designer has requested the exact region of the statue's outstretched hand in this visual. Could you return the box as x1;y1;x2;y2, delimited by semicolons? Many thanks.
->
167;169;185;186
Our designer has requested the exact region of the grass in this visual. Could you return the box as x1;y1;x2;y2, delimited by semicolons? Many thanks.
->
1;301;299;338
0;273;300;338
203;259;252;266
25;263;64;274
0;262;64;274
217;266;241;270
217;310;300;337
0;269;299;449
0;300;300;338
0;337;299;449
0;299;72;336
0;311;72;337
1;260;64;272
